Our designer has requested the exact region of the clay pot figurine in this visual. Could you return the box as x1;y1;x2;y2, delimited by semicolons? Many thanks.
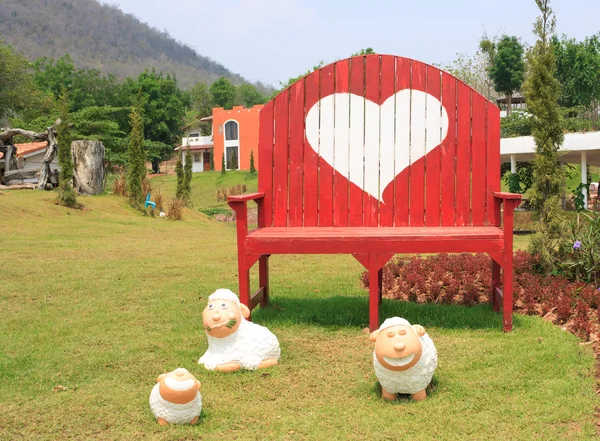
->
369;317;437;401
149;368;202;425
198;288;280;372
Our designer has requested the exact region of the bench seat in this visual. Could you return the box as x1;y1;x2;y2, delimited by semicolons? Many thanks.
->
245;227;504;255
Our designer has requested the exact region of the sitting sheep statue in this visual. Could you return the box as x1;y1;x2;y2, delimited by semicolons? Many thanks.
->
369;317;437;401
198;288;280;372
149;368;202;425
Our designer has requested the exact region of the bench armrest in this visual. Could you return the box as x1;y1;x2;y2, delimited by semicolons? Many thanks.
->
227;192;265;202
493;192;522;201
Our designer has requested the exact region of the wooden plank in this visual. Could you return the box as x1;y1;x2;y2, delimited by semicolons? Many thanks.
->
394;57;411;226
440;73;457;226
379;55;396;226
425;65;442;226
471;94;487;226
333;59;350;227
288;79;305;227
303;71;320;226
258;101;274;227
364;55;380;226
487;104;501;226
456;83;471;226
349;56;365;227
273;90;290;227
319;63;335;227
409;60;426;226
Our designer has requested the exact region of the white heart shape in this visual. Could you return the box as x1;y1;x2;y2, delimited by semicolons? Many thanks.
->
305;90;449;202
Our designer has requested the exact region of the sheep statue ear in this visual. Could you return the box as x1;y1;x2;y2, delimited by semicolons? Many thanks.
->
369;329;380;342
240;303;251;319
413;325;426;337
156;373;167;383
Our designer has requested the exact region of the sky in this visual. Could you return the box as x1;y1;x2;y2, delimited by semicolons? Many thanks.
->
101;0;600;88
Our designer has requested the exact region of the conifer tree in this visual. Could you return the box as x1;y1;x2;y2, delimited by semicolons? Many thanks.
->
56;90;78;207
127;102;146;207
524;0;565;273
221;152;226;175
249;150;256;174
209;149;215;171
230;152;238;170
183;146;192;202
175;151;184;198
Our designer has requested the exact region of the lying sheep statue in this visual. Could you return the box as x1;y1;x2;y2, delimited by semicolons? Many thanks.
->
369;317;437;401
198;289;280;372
149;367;202;425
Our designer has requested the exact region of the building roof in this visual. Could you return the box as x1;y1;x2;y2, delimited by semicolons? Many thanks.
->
174;144;213;151
0;142;48;159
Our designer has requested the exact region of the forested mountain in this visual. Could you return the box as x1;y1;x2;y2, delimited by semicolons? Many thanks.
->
0;0;268;91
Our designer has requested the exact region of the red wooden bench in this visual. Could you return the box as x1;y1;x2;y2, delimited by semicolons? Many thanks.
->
228;54;521;332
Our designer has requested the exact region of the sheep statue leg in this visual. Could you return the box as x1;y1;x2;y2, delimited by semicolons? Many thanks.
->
411;390;427;401
381;387;397;401
190;416;199;425
258;358;278;369
215;362;241;372
157;418;168;426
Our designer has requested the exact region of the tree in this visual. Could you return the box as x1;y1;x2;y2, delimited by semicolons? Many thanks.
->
189;81;213;135
524;0;565;273
0;42;45;122
126;69;191;172
127;103;146;207
183;146;192;202
236;83;266;108
209;149;215;171
553;34;600;111
352;48;375;56
210;77;237;109
488;35;526;116
249;150;256;174
221;152;226;175
175;151;184;198
56;90;78;207
229;151;238;170
437;51;498;101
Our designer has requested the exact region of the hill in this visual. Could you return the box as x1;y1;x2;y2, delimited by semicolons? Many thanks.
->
0;0;271;91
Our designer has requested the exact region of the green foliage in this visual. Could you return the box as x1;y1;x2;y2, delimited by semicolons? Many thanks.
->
523;0;565;224
126;103;146;207
489;35;526;115
554;34;600;110
549;212;600;284
249;150;256;174
210;77;237;109
351;48;375;56
190;81;213;117
209;149;215;171
436;51;496;100
0;41;46;121
500;109;533;137
221;152;226;175
126;69;191;172
236;83;267;108
501;161;535;194
56;91;78;208
183;146;192;203
507;173;521;193
229;150;238;170
175;152;184;199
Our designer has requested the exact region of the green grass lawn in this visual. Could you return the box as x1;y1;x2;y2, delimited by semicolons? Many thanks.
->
0;190;597;440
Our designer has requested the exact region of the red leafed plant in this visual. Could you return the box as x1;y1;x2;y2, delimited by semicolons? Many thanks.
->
361;251;600;341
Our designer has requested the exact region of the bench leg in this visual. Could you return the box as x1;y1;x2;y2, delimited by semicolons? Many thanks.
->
491;260;501;312
503;251;513;332
259;255;269;308
369;266;381;332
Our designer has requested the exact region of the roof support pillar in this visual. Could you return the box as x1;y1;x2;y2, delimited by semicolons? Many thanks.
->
510;155;517;174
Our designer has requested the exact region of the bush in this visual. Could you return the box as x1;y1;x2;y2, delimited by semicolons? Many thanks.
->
166;197;185;221
216;184;247;201
361;251;600;341
153;188;165;212
112;174;127;196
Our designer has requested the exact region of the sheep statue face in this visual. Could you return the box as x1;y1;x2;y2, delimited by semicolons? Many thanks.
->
149;368;202;426
369;317;437;402
199;289;281;372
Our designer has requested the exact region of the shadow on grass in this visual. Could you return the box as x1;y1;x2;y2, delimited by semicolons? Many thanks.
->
253;295;524;331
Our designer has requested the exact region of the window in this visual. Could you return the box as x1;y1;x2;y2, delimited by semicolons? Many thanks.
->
224;120;240;170
225;121;238;141
193;153;201;163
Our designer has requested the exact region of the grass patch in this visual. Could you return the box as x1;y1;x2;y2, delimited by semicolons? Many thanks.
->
0;191;597;440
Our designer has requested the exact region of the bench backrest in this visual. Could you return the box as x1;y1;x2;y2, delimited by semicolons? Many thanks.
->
258;54;500;228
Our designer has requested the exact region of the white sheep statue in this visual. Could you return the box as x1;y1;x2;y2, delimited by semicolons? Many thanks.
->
149;367;202;425
198;289;280;372
369;317;437;401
